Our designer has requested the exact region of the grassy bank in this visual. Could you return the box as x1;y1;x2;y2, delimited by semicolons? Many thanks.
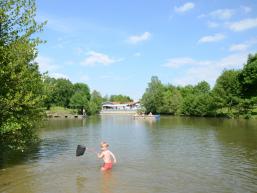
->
46;106;77;116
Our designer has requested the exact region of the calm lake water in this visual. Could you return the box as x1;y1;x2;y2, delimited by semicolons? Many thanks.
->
1;115;257;193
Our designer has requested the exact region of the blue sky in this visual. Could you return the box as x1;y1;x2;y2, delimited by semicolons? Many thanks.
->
36;0;257;100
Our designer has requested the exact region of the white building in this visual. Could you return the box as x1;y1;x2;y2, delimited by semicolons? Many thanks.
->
102;101;140;111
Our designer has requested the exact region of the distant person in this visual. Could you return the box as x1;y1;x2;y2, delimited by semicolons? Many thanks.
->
97;142;117;171
148;112;152;116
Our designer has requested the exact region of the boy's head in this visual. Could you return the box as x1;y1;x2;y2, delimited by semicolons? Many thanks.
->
100;141;109;150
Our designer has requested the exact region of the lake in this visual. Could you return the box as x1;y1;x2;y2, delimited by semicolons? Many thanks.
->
1;115;257;193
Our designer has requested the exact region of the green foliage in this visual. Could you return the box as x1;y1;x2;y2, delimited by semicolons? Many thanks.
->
70;92;89;109
110;94;132;103
51;78;74;107
181;93;214;117
238;53;257;97
88;90;103;115
159;87;182;115
69;82;91;114
42;76;104;115
73;83;90;100
212;70;241;116
42;75;56;110
194;81;211;94
0;0;46;151
141;76;165;113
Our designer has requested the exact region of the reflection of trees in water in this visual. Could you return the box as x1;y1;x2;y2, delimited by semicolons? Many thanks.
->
213;120;257;192
214;119;257;161
41;119;86;131
0;143;40;169
38;138;70;158
0;136;70;169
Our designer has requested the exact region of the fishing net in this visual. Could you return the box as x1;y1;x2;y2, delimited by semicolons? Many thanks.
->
76;145;86;156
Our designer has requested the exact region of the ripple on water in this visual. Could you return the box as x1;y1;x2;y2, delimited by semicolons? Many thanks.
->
1;116;257;193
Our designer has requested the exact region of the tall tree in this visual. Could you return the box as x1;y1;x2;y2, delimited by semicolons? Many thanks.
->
212;70;241;116
73;83;90;100
160;87;182;115
141;76;165;113
42;75;56;110
89;90;103;115
51;78;74;107
0;0;46;151
238;53;257;97
194;81;211;94
70;83;90;114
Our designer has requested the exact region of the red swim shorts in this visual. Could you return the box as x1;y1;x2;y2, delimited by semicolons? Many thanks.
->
102;163;113;170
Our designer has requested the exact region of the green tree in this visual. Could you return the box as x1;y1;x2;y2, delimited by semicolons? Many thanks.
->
160;87;182;115
194;81;210;94
42;75;56;110
51;78;74;107
70;92;89;114
110;94;133;103
69;83;91;114
237;53;257;118
238;53;257;97
0;0;45;151
141;76;165;113
180;93;214;117
88;90;103;115
212;70;241;117
178;85;195;98
73;83;90;100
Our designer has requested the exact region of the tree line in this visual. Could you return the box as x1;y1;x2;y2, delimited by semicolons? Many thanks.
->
43;76;102;115
42;75;134;114
141;53;257;118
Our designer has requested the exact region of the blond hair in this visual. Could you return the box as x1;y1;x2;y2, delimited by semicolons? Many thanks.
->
100;141;109;148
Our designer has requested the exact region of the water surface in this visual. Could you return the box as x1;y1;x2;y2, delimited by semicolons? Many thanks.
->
1;116;257;193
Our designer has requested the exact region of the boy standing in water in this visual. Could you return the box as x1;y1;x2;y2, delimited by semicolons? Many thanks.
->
97;142;117;171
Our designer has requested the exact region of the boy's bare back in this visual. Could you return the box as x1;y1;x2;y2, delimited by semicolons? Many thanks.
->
99;149;116;163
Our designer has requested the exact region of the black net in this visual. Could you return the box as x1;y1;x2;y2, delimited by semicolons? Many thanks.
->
76;145;86;156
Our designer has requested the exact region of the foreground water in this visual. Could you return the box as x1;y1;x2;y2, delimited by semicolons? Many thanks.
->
1;115;257;193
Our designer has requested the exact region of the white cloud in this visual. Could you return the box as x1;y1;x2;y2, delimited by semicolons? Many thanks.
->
36;55;70;80
165;53;249;86
49;72;69;79
210;9;234;20
229;18;257;32
229;43;249;52
198;34;225;43
217;53;248;69
128;32;151;44
174;2;195;13
36;55;59;73
172;66;219;86
229;39;257;52
81;51;119;66
163;57;211;68
207;21;219;28
199;9;234;20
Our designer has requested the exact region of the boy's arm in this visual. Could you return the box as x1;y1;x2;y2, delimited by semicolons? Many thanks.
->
97;151;103;158
110;151;117;163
